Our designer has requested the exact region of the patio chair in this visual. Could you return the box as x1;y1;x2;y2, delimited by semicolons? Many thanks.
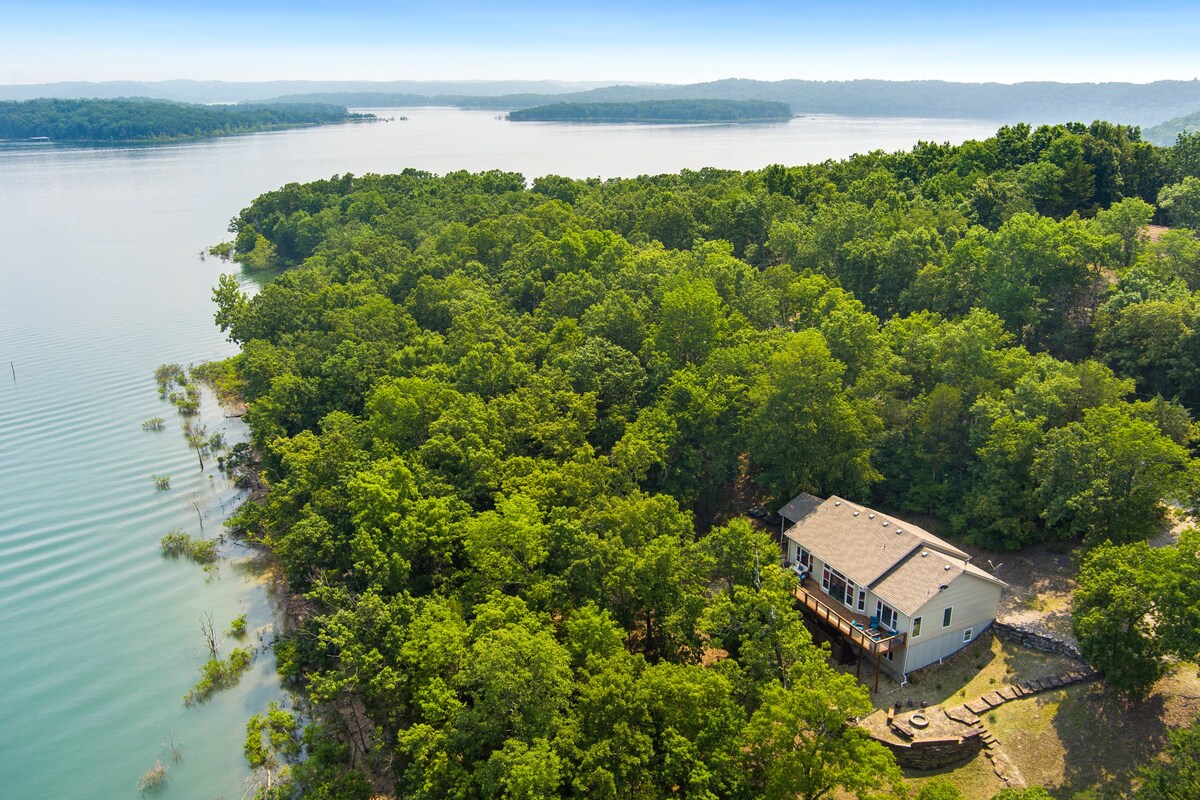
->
868;615;880;630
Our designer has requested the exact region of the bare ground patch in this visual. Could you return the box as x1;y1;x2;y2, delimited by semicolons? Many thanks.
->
962;542;1079;643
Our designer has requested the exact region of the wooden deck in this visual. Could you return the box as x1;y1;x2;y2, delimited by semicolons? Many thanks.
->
793;577;907;656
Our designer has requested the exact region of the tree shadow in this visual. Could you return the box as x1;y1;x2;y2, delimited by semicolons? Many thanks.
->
1052;683;1170;798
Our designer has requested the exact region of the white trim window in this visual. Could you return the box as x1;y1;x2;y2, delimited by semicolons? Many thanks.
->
857;588;867;612
942;607;953;628
963;627;974;643
875;600;897;630
798;547;812;569
912;616;923;638
844;578;857;611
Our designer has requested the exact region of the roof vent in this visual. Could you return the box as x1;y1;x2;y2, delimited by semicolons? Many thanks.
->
882;521;889;527
835;501;841;506
943;564;951;571
939;583;948;591
920;551;929;558
853;511;860;516
868;514;875;520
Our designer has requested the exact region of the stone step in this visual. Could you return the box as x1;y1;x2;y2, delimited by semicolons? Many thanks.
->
965;699;991;715
945;705;981;725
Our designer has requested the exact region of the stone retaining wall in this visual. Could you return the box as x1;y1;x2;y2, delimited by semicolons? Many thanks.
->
992;621;1083;661
878;728;985;769
863;666;1100;771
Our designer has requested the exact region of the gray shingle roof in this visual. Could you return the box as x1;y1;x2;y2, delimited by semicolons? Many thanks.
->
778;491;822;525
781;495;1004;613
872;549;964;615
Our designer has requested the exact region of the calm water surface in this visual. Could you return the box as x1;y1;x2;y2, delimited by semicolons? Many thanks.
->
0;107;1001;798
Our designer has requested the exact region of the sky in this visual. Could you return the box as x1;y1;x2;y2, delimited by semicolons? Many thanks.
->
2;1;1199;86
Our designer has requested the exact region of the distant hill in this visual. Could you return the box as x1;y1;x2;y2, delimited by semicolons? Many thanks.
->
1144;109;1200;145
508;99;792;123
262;91;580;110
267;78;1200;127
7;78;1200;126
0;79;620;104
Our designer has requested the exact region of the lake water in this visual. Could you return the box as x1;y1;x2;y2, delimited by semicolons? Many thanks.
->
0;106;1000;798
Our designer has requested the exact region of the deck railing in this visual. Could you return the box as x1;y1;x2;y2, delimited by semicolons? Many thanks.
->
793;583;906;655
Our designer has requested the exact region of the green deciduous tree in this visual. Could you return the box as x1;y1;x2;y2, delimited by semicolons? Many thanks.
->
648;280;728;369
1073;540;1166;696
1074;530;1200;696
741;661;901;800
1033;405;1193;545
1094;196;1155;268
748;330;881;501
1159;177;1200;231
1135;714;1200;800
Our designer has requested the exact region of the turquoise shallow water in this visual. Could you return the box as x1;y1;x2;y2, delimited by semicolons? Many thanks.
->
0;149;283;798
0;108;999;798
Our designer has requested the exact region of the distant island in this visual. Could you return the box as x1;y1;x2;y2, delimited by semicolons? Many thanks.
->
0;98;376;142
507;99;793;123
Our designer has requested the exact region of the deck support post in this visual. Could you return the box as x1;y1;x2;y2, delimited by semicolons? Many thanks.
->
874;653;881;693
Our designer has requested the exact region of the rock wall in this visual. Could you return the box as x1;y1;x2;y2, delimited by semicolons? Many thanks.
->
863;666;1100;772
992;621;1083;661
877;729;985;769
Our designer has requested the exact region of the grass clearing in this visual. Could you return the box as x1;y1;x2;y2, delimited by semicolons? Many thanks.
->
860;633;1079;712
894;663;1200;799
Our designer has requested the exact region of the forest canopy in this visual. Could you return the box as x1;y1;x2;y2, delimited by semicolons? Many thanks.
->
212;120;1200;797
0;98;371;141
508;99;793;123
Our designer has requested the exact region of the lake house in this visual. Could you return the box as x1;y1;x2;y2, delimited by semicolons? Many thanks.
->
778;493;1006;688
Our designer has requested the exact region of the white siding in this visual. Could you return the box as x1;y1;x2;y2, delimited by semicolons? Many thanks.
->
902;573;1003;672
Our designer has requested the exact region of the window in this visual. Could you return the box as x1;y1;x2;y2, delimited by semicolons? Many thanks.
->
799;547;812;569
844;579;856;610
857;589;867;612
912;616;922;638
963;628;974;643
942;607;953;628
821;566;831;592
875;600;897;630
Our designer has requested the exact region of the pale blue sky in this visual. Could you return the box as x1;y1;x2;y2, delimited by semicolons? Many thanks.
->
2;1;1198;85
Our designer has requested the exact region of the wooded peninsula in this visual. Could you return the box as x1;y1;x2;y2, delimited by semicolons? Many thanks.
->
210;121;1200;799
0;98;373;142
507;100;793;123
